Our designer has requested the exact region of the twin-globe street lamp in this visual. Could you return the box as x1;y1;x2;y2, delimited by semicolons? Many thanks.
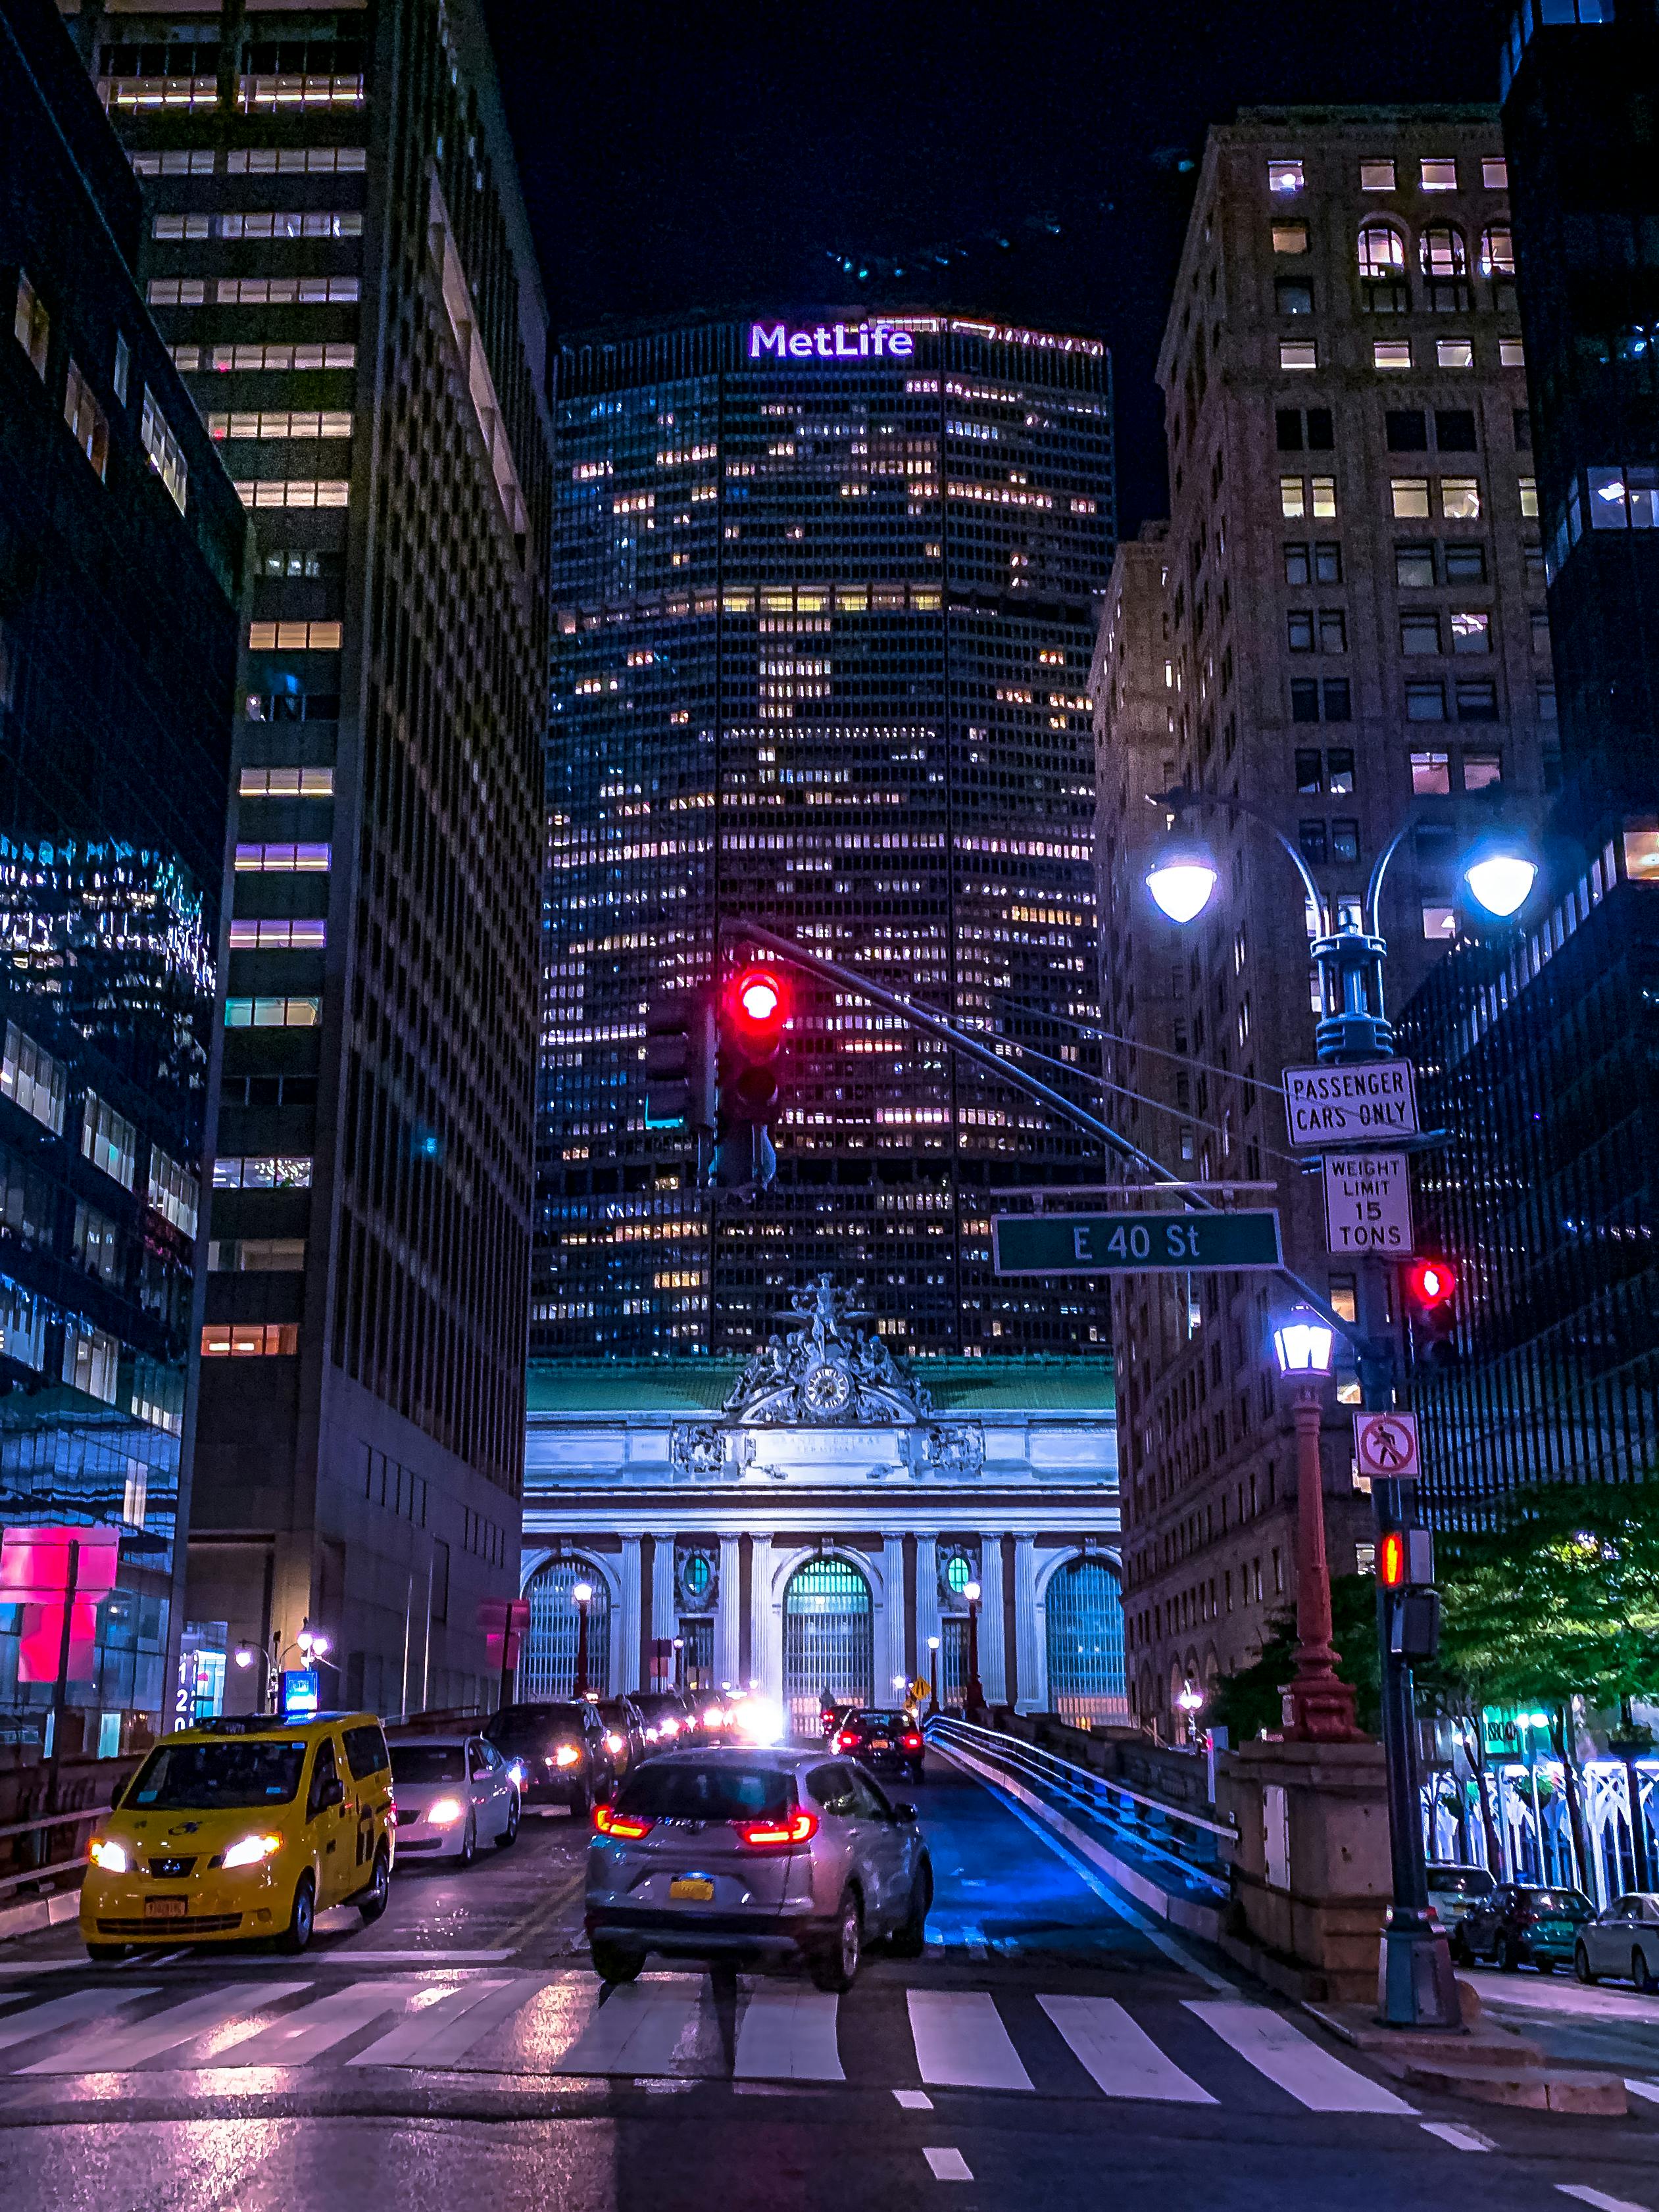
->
1143;788;1537;2030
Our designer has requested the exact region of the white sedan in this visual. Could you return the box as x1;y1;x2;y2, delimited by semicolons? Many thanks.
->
1575;1892;1659;1990
389;1733;520;1864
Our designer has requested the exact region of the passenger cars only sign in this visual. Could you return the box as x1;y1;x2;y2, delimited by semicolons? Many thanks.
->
1283;1060;1418;1148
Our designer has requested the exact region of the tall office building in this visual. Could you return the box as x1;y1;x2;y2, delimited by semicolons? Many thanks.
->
541;313;1115;1364
76;0;553;1715
1096;110;1552;1736
2;0;243;1746
1389;3;1659;1519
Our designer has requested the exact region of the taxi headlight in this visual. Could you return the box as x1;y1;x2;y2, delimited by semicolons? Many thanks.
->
554;1744;581;1769
222;1832;283;1870
88;1837;128;1874
427;1796;466;1828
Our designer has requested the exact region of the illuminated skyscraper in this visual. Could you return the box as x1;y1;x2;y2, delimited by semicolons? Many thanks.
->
541;314;1115;1361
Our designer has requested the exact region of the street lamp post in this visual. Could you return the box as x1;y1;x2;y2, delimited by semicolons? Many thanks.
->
1176;1679;1205;1748
1271;1308;1362;1742
927;1634;941;1715
1143;787;1533;2030
572;1581;593;1701
963;1580;985;1715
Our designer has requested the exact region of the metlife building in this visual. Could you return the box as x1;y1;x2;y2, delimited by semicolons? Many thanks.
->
541;314;1115;1362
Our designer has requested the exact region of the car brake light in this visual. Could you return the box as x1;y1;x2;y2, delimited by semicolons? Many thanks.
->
836;1731;857;1751
901;1733;923;1751
593;1804;655;1840
730;1810;818;1849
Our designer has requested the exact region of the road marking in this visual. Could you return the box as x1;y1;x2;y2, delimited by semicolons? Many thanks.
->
1625;2077;1659;2105
1185;2000;1415;2114
346;1978;520;2067
551;1980;702;2077
894;2088;933;2109
1420;2121;1494;2152
0;1986;158;2053
1039;1993;1216;2104
908;1988;1033;2092
311;1948;514;1964
1558;2190;1652;2212
22;1982;311;2074
120;1948;186;1970
924;2149;973;2182
733;1983;843;2082
205;1980;405;2065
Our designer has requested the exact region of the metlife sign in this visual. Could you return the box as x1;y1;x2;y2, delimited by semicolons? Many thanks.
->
748;321;916;363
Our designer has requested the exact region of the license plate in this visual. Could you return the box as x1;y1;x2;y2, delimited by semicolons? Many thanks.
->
870;1739;891;1750
144;1896;188;1919
670;1877;714;1902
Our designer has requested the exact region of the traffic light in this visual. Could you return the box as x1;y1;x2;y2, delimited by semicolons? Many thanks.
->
1376;1526;1440;1660
1403;1254;1458;1371
1376;1527;1435;1590
714;964;789;1191
643;988;716;1137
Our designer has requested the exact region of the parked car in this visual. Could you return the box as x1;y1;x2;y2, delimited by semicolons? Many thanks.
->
585;1746;933;1992
81;1711;393;1960
834;1707;925;1785
1575;1892;1659;1990
484;1700;617;1814
1452;1881;1595;1971
595;1698;647;1779
629;1691;695;1753
1425;1862;1497;1935
388;1733;519;1863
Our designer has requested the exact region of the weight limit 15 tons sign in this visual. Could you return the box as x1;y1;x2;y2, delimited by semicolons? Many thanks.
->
1321;1152;1414;1254
993;1211;1283;1275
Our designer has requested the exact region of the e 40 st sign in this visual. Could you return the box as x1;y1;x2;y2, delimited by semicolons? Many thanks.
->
993;1211;1283;1275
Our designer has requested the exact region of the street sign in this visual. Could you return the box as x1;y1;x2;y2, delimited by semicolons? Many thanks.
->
993;1210;1283;1275
1321;1150;1414;1254
1355;1409;1421;1483
1285;1060;1419;1148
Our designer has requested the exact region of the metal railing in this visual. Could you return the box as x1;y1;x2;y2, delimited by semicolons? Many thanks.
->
0;1803;113;1900
927;1714;1234;1898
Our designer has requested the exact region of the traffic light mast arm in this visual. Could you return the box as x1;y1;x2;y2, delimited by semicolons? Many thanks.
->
724;916;1359;1349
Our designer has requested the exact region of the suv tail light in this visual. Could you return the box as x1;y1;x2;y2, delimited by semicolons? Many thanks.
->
901;1733;923;1751
593;1804;655;1840
835;1731;858;1751
730;1810;818;1850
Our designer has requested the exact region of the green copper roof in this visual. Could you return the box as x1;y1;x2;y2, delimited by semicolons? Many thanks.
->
524;1357;1114;1418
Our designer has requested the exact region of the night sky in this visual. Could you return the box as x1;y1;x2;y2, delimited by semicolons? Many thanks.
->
482;0;1513;535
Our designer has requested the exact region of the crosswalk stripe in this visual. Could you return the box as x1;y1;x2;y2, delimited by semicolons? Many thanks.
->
907;1988;1033;2092
1039;1994;1216;2105
0;1987;158;2054
22;1982;311;2075
550;1980;699;2077
345;1979;519;2069
733;1984;843;2082
1185;2001;1415;2114
204;1980;405;2067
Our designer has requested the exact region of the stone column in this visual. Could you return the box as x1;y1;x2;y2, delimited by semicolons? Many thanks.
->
750;1536;776;1701
618;1536;643;1694
976;1532;1008;1706
715;1533;741;1690
881;1532;908;1698
914;1533;940;1702
651;1534;677;1692
1014;1534;1043;1713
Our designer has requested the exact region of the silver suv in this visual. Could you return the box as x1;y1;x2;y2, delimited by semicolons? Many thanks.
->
585;1746;932;1991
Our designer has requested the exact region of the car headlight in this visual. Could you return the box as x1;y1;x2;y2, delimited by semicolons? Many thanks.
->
555;1744;581;1769
222;1832;283;1870
88;1837;128;1874
659;1718;680;1737
507;1761;526;1785
428;1796;466;1828
605;1733;624;1754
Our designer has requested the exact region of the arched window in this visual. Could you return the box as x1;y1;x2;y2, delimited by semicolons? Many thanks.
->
1046;1556;1127;1727
781;1555;873;1735
521;1557;610;1699
1481;224;1516;278
1420;224;1468;278
1356;220;1406;278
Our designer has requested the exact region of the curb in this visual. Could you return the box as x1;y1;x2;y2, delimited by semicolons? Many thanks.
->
0;1888;80;1942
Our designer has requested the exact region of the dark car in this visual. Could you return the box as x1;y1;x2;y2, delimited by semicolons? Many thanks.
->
484;1700;617;1815
595;1698;648;1779
1452;1881;1595;1972
834;1707;925;1784
630;1691;695;1754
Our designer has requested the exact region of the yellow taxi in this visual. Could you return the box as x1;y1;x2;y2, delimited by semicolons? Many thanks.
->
80;1711;395;1961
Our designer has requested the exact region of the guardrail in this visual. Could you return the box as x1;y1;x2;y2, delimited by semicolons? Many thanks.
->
926;1714;1234;1900
0;1803;113;1898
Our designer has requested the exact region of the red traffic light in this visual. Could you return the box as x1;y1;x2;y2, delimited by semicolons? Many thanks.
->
730;966;786;1034
1377;1531;1406;1590
1406;1257;1456;1308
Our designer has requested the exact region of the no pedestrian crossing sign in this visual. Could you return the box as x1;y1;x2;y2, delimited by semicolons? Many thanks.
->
1284;1059;1419;1148
1354;1410;1420;1482
992;1210;1283;1276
